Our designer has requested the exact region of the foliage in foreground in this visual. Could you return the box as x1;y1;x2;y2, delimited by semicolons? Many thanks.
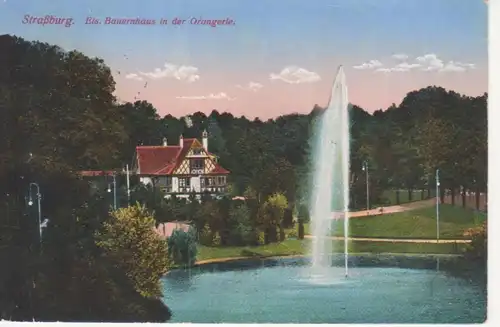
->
96;203;170;298
463;221;487;262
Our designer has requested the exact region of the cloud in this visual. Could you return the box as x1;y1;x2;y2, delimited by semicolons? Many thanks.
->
375;62;421;73
176;92;235;101
269;66;321;84
236;81;264;92
139;63;200;82
358;53;476;73
440;61;475;72
391;53;409;61
125;73;144;81
352;60;383;70
416;54;475;72
415;54;444;71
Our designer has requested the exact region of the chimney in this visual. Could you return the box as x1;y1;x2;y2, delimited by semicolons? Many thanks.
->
202;129;208;151
162;137;168;146
179;134;184;148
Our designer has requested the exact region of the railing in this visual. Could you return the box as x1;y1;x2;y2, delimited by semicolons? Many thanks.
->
164;186;227;194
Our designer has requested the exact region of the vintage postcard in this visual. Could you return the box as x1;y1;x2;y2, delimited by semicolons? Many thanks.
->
0;0;488;324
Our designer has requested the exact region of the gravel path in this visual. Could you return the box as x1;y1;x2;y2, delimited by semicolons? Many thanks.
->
333;198;436;219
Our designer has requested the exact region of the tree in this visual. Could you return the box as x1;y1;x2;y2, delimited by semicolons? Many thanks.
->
255;157;296;204
118;101;163;162
227;202;254;246
415;116;456;201
199;200;223;243
0;35;147;321
95;204;170;298
207;117;227;156
257;193;288;243
167;228;198;266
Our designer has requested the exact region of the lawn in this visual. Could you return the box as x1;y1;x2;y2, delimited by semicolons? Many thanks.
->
298;204;485;240
197;239;305;261
196;204;482;263
196;239;467;262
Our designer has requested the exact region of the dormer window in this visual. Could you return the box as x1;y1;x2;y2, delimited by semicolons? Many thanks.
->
190;159;204;171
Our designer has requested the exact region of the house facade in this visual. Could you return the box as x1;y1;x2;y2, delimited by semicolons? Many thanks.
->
132;131;230;199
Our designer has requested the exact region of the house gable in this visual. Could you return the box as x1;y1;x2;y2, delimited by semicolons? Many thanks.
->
135;137;230;176
185;139;204;157
173;139;229;175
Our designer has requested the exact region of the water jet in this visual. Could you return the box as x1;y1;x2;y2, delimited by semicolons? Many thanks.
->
309;65;350;277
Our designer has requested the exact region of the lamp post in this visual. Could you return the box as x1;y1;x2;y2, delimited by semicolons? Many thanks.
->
436;169;440;242
107;173;117;210
28;182;42;243
126;164;131;206
362;161;370;214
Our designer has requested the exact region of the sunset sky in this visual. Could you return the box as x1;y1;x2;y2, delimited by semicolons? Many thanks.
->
2;0;488;119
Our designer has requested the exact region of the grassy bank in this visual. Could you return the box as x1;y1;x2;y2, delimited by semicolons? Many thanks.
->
196;239;467;262
335;204;485;239
298;204;485;239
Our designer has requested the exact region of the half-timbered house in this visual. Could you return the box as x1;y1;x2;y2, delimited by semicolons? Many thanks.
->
132;130;230;199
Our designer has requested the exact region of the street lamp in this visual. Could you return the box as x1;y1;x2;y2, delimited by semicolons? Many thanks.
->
436;169;440;242
107;173;117;210
28;182;42;243
362;161;370;214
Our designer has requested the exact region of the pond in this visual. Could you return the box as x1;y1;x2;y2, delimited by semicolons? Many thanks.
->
162;255;486;323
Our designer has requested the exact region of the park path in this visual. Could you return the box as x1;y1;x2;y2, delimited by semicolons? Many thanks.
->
303;235;470;244
333;198;436;219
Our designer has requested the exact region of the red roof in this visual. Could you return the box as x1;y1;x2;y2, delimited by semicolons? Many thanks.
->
206;165;230;175
136;138;230;176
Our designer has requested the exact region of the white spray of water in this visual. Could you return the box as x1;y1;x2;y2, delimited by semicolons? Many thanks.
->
309;65;350;278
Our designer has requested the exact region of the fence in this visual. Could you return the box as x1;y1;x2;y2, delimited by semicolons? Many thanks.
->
383;189;487;213
442;191;487;213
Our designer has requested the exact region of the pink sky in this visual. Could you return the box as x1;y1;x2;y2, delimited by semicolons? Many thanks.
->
114;64;487;119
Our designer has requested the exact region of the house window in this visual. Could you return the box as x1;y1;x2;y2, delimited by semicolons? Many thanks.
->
158;176;172;187
202;177;214;186
190;159;204;171
217;176;226;185
192;148;203;155
179;177;190;188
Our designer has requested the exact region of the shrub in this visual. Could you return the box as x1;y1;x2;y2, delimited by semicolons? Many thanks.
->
212;232;222;246
287;228;298;239
463;221;487;262
257;193;288;244
167;228;198;267
228;203;254;246
198;225;214;246
95;203;170;298
257;232;266;245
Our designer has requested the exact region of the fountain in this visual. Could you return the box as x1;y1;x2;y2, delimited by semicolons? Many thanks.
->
309;65;350;277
